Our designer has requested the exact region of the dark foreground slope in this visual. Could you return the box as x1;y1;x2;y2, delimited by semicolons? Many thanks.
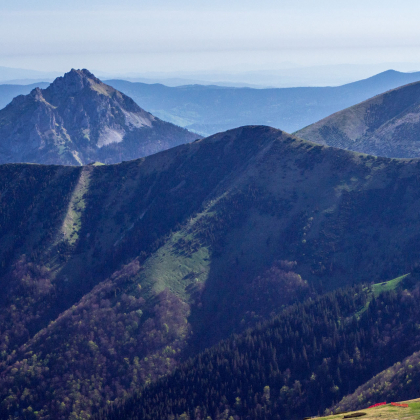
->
0;69;198;165
96;278;420;420
296;80;420;158
108;70;420;136
3;126;420;417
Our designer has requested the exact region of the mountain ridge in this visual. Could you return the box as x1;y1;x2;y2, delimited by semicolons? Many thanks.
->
296;80;420;158
3;125;420;418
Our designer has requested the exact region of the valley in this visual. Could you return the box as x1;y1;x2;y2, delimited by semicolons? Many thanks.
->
94;274;420;420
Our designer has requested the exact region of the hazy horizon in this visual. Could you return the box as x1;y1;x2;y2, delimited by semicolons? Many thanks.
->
1;0;420;81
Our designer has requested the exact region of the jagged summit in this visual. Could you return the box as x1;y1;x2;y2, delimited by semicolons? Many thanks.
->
46;68;101;96
45;69;123;101
54;68;96;84
0;69;199;165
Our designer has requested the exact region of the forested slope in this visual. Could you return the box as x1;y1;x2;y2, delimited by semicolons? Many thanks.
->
332;350;420;413
95;278;420;420
2;126;420;417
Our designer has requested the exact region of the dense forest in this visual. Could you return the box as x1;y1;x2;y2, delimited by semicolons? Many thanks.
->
95;276;420;420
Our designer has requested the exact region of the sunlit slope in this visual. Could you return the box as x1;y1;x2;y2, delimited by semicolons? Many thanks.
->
330;351;420;414
318;399;420;420
296;81;420;158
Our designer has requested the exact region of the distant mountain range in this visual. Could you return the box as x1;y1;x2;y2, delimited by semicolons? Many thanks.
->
2;126;420;418
0;82;50;109
0;69;198;165
0;66;59;84
2;70;420;139
3;63;420;87
106;70;420;136
296;80;420;158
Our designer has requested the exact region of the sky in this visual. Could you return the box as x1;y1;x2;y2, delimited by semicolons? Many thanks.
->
1;0;420;78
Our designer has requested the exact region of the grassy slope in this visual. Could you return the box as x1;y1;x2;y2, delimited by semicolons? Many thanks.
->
296;81;420;158
3;126;420;417
319;398;420;420
372;273;409;296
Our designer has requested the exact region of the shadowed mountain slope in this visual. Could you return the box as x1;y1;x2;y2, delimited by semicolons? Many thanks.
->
296;80;420;158
0;69;198;165
107;70;420;136
95;278;420;420
3;126;420;417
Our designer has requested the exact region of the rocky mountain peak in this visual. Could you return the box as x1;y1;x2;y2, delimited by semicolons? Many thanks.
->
46;68;103;97
0;69;200;165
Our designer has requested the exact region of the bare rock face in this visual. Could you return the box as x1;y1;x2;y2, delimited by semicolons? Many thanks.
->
0;69;199;165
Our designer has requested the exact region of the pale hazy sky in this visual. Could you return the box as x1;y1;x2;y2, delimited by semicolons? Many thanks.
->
1;0;420;74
